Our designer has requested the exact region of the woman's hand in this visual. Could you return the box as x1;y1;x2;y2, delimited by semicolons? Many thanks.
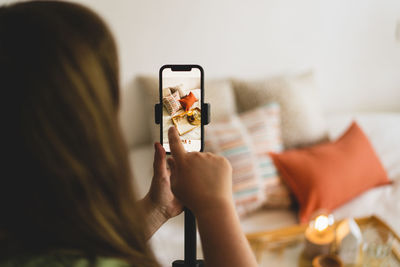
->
147;142;183;219
167;127;258;267
167;127;233;216
141;142;183;240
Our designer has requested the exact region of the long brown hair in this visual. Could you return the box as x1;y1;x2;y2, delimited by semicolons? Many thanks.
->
0;1;158;265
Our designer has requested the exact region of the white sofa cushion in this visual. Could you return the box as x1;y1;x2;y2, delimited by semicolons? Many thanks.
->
129;112;400;266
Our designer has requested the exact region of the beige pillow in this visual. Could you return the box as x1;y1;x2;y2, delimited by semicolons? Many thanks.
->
232;71;328;149
137;76;237;143
169;84;186;98
162;87;172;97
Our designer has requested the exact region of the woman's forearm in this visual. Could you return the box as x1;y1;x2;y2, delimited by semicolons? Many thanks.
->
139;195;168;240
196;201;258;267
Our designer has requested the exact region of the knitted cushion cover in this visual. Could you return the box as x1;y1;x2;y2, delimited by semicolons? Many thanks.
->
163;91;181;115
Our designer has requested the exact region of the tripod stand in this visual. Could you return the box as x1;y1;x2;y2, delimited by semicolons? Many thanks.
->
155;78;211;267
172;208;204;267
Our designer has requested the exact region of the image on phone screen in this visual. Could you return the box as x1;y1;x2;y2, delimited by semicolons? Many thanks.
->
160;66;202;153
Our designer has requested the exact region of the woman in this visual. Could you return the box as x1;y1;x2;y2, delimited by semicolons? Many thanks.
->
0;1;257;266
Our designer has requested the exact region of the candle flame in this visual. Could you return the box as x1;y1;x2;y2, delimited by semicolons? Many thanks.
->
315;215;329;232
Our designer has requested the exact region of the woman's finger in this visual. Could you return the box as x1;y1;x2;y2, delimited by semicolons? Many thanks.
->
168;127;185;162
153;142;167;178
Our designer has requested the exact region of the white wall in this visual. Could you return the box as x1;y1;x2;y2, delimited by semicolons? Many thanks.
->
68;0;400;113
2;0;400;144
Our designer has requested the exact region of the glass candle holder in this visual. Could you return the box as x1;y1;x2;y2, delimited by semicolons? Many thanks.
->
362;226;394;267
304;211;335;259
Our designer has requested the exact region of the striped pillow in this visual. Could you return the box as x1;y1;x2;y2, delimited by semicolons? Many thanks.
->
205;103;291;216
205;117;262;215
239;103;292;208
163;91;181;115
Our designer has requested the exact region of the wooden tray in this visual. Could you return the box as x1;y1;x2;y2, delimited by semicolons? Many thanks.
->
171;107;201;136
246;216;400;267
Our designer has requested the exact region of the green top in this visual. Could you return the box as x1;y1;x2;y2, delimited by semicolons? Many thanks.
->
0;254;130;267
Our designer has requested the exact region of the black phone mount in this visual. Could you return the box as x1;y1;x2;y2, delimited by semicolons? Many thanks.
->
171;209;204;267
154;102;210;267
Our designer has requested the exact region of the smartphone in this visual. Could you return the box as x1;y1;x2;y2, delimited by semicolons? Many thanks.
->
159;65;204;153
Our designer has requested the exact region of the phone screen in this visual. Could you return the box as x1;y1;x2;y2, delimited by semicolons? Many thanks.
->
160;65;203;153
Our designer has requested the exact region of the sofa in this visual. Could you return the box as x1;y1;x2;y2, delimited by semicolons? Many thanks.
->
121;73;400;266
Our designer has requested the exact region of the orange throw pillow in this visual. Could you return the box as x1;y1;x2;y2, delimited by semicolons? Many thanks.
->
269;122;390;223
179;91;198;111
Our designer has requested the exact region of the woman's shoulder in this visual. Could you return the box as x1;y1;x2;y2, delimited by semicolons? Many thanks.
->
0;254;131;267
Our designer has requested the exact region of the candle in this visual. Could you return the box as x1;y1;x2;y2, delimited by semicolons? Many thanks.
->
304;214;335;259
315;215;329;232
